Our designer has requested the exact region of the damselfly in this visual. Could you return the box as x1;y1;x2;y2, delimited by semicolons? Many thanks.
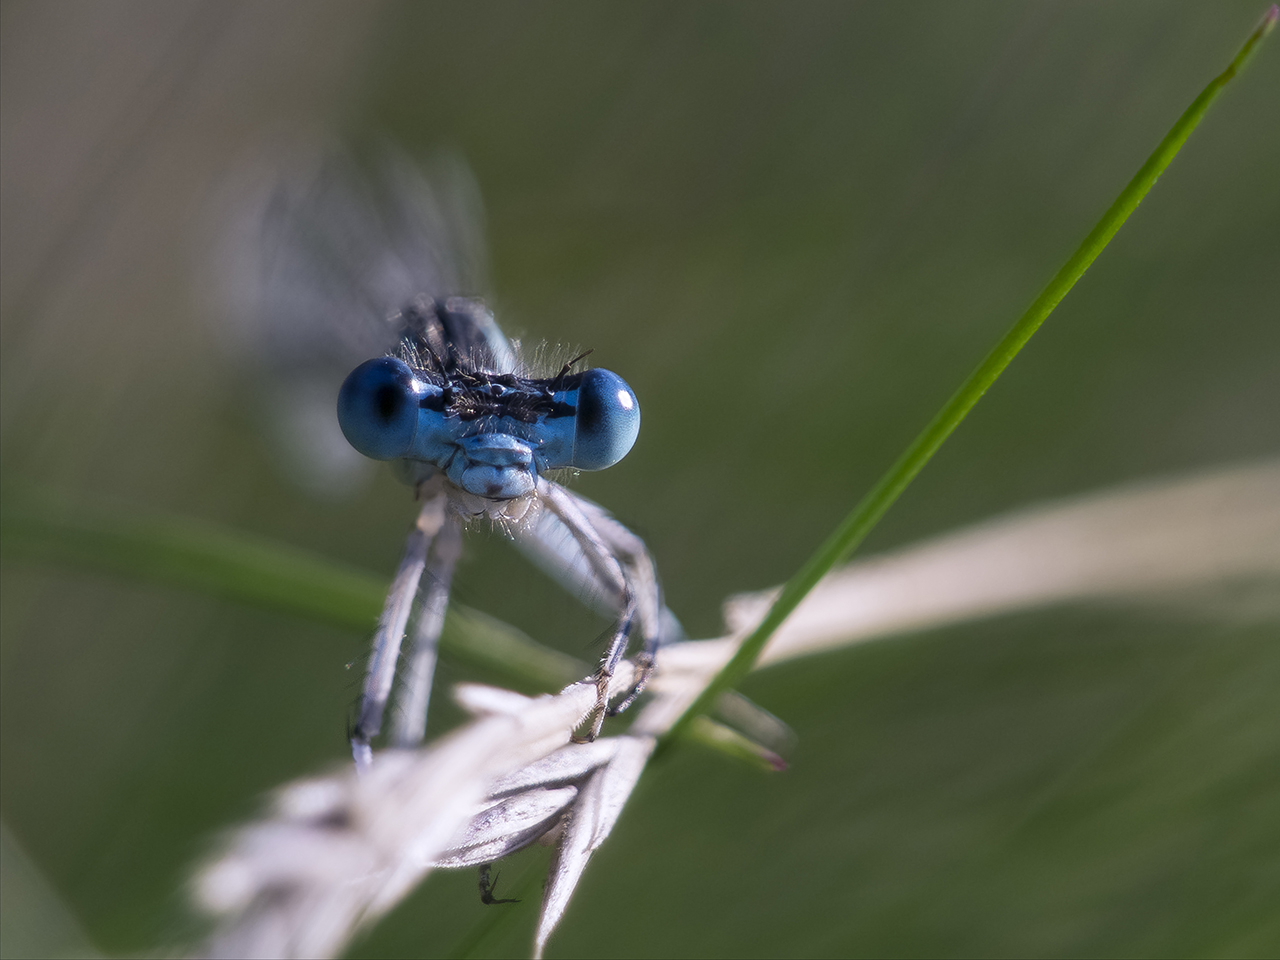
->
339;295;667;767
230;151;671;769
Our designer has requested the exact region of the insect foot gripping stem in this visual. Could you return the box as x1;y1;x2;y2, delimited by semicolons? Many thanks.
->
574;652;654;744
607;651;656;718
536;482;667;736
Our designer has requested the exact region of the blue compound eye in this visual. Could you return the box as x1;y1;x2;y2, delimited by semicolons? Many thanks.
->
337;357;421;460
571;368;640;471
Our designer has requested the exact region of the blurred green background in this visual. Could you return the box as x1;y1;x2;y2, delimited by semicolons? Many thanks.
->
2;2;1278;957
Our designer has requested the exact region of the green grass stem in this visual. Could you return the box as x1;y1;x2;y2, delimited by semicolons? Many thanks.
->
0;495;772;764
660;6;1277;749
0;493;582;691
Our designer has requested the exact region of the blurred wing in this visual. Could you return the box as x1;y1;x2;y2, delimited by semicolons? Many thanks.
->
219;147;489;373
210;147;492;496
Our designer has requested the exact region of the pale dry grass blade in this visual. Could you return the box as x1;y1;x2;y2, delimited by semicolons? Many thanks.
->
430;787;579;869
194;667;637;959
650;461;1280;682
192;462;1278;959
534;736;656;959
433;739;625;870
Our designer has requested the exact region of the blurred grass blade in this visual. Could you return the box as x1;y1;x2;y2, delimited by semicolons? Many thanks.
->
661;6;1279;747
2;493;385;629
446;606;583;690
0;498;780;769
730;460;1280;664
0;493;581;690
0;821;102;960
687;715;787;773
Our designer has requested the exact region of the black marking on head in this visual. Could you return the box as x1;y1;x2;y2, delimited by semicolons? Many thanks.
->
390;294;593;423
412;367;579;422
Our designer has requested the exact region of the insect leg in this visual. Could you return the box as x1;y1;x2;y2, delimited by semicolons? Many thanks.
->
391;513;462;748
478;864;520;905
351;480;448;770
569;498;667;714
513;490;682;656
535;480;637;740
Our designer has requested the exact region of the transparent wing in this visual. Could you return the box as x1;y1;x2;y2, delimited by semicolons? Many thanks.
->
210;147;494;495
220;147;489;373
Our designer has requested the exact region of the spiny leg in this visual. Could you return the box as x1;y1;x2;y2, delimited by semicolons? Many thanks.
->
543;487;668;716
391;514;462;748
512;488;679;667
572;498;666;714
536;480;638;740
351;479;448;770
